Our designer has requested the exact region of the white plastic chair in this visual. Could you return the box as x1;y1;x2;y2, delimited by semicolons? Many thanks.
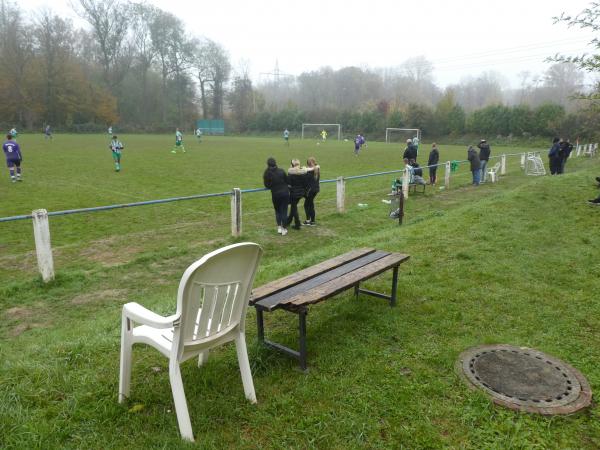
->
118;242;263;441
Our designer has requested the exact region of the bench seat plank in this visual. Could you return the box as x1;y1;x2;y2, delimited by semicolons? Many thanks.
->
284;253;410;309
254;250;391;311
250;248;376;304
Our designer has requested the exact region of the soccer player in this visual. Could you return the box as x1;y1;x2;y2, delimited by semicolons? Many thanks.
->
45;125;52;140
195;128;202;142
354;134;361;156
108;126;113;135
283;128;290;146
321;129;327;141
9;127;18;139
172;128;185;153
359;134;366;148
109;135;124;172
3;133;23;182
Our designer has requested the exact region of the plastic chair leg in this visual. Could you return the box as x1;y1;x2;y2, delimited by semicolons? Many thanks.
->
169;362;194;441
197;351;210;367
235;333;257;403
118;318;132;402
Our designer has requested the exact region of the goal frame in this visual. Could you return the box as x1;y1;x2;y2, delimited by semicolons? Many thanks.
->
386;128;421;144
301;123;341;140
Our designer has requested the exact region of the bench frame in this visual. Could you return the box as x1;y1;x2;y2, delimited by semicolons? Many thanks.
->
409;183;426;194
251;249;408;371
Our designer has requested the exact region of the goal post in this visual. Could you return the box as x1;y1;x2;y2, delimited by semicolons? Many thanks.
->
386;128;421;144
301;123;341;140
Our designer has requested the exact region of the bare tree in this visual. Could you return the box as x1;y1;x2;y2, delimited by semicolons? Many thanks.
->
34;10;76;125
129;2;159;121
0;0;34;125
72;0;132;88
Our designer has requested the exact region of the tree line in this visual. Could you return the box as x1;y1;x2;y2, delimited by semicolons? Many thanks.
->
0;0;230;132
1;0;599;139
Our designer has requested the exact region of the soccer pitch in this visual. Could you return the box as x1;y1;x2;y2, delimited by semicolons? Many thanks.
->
2;134;600;448
0;134;522;283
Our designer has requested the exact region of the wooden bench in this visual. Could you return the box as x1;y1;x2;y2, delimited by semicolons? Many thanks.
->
250;248;410;370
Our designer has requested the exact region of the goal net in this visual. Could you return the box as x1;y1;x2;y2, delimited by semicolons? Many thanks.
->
386;128;421;144
301;123;341;140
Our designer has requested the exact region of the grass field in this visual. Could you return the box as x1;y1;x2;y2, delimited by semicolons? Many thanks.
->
1;134;600;448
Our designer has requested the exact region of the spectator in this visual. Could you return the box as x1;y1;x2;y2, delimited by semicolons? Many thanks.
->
410;161;426;185
477;139;491;182
263;157;289;235
403;139;418;163
467;145;481;185
303;157;320;226
428;143;439;185
558;139;573;174
548;137;561;175
287;159;310;230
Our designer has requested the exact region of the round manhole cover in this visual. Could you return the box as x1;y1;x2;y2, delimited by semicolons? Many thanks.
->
458;344;592;414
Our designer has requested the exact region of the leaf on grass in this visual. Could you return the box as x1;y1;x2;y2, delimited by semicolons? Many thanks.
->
129;403;145;413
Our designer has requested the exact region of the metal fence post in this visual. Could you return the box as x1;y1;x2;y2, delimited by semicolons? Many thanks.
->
32;209;55;282
336;176;345;213
444;161;451;190
231;188;242;237
501;154;507;175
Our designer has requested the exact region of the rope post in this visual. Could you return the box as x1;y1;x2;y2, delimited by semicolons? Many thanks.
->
501;154;507;175
444;161;451;190
32;209;55;282
336;176;345;213
230;188;242;237
402;168;409;199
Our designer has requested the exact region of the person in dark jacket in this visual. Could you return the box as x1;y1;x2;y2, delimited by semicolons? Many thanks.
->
467;145;481;185
263;157;289;235
403;139;418;163
286;159;310;230
428;143;439;185
303;156;320;226
558;139;573;174
477;139;491;182
548;137;561;175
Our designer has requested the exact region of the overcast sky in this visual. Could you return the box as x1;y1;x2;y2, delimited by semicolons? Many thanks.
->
19;0;599;88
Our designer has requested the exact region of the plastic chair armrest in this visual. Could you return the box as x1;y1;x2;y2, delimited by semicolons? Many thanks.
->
123;302;179;329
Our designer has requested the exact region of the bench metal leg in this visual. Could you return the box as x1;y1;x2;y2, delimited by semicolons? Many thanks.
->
298;308;308;371
254;306;309;372
391;265;399;307
355;264;400;307
256;308;265;342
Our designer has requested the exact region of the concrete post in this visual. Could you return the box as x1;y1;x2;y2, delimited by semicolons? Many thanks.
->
402;168;410;199
336;177;345;213
32;209;55;282
444;161;451;190
231;188;242;237
501;154;507;175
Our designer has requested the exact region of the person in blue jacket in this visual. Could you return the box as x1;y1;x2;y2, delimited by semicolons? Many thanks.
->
548;137;561;175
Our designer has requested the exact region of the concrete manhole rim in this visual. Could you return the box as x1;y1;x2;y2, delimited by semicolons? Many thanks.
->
457;344;592;415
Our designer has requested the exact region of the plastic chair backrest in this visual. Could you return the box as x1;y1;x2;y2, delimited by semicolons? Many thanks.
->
172;243;262;356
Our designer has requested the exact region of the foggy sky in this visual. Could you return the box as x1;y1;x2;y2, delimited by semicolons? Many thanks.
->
19;0;598;87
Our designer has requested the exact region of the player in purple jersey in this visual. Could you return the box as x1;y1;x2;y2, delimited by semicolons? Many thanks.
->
354;135;361;156
3;134;23;182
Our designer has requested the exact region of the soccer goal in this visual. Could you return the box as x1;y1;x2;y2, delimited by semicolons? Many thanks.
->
301;123;341;140
386;128;421;144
